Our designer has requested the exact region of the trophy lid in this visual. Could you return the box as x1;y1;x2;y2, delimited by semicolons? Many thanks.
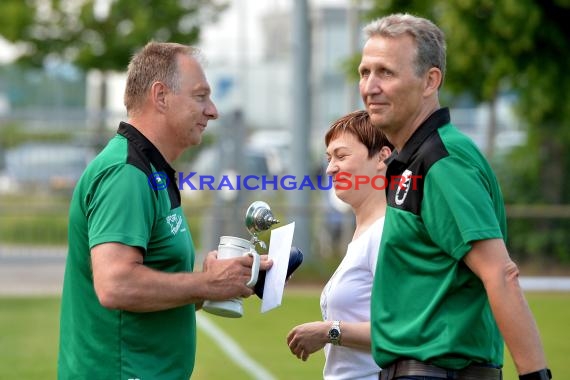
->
245;201;280;236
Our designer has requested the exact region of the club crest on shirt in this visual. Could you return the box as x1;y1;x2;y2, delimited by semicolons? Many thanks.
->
395;169;413;206
166;214;183;235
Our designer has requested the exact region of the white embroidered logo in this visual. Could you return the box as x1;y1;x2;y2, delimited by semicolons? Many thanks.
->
166;214;183;235
395;169;413;206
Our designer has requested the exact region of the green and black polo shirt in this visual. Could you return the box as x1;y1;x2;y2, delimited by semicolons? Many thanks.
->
371;108;507;370
59;122;196;379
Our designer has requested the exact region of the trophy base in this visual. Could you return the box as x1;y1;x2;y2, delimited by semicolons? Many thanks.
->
202;298;244;318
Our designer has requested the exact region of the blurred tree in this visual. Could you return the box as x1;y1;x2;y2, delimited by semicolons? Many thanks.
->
0;0;227;70
0;0;228;149
363;0;570;197
360;1;570;263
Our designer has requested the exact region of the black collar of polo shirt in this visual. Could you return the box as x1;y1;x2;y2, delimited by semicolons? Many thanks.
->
387;107;451;166
117;122;181;208
117;122;176;181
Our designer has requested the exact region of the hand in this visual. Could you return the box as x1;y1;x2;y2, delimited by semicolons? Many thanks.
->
259;254;273;272
254;247;303;299
201;251;272;300
286;321;328;361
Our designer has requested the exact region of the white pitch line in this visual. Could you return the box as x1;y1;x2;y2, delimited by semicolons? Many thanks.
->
196;313;277;380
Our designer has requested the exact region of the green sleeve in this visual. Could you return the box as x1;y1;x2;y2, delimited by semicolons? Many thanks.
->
85;164;156;251
422;156;504;260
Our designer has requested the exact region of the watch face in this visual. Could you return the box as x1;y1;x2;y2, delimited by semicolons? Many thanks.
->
329;329;340;339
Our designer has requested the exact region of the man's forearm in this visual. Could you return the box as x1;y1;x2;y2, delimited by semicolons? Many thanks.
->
486;265;548;375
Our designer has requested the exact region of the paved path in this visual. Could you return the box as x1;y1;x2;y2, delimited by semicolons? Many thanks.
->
0;256;65;296
1;246;570;295
0;245;65;296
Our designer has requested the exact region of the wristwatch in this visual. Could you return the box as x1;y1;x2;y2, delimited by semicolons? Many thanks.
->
328;320;341;345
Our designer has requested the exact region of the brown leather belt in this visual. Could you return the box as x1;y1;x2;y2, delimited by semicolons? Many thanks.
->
379;359;502;380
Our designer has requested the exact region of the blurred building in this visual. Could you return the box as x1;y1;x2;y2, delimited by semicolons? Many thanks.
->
85;0;525;159
201;2;365;159
197;0;525;159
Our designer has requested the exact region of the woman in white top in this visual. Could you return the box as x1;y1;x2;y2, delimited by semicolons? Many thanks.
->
287;110;393;380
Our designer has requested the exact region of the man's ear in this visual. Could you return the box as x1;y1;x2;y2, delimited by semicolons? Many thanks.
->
424;67;442;96
377;146;392;171
150;81;168;112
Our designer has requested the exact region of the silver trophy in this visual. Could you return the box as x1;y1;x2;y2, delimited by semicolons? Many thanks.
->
245;201;280;251
202;201;280;318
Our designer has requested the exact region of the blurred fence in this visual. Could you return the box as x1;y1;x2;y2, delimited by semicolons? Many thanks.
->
0;109;341;269
1;108;569;276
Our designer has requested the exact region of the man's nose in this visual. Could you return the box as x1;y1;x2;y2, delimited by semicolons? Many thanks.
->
206;100;218;119
360;75;380;96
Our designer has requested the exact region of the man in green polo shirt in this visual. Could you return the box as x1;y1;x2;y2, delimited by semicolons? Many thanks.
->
359;14;552;380
58;42;272;379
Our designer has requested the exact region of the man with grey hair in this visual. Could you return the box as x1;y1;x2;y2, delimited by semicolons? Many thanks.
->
359;14;551;380
58;41;272;379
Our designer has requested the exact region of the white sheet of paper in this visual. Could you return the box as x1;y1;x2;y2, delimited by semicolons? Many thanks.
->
261;222;295;313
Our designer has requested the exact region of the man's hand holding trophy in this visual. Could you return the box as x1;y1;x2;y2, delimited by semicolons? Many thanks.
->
202;201;303;318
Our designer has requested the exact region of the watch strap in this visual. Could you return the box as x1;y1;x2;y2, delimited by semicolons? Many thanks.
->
519;368;552;380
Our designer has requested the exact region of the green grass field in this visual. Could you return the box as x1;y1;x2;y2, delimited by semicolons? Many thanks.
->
0;290;567;379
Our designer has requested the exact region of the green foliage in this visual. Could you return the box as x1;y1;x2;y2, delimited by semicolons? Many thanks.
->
0;213;69;245
508;218;570;265
359;0;570;261
438;0;535;101
0;123;74;149
0;0;229;70
0;193;209;247
0;194;70;245
496;130;570;263
364;0;570;190
363;0;436;20
496;145;541;204
0;1;35;42
340;52;362;83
